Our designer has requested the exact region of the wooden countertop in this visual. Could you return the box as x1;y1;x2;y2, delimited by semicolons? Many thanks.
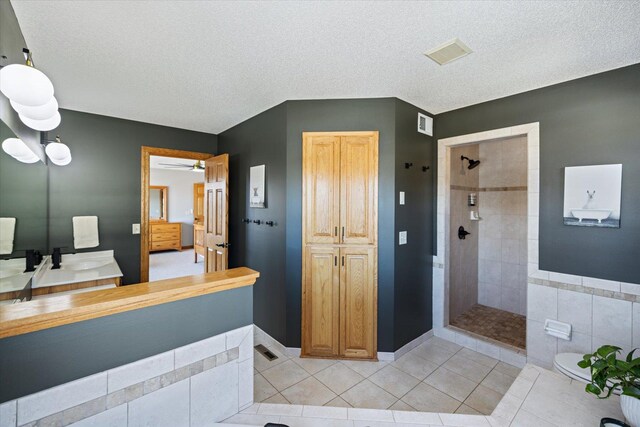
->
0;267;259;339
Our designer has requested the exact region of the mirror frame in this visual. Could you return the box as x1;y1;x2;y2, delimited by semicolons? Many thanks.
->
148;185;168;223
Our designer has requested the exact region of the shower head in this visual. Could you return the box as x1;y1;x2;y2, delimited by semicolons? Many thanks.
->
461;155;481;170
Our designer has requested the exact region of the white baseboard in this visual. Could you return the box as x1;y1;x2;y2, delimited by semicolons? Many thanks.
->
393;330;434;360
254;324;434;362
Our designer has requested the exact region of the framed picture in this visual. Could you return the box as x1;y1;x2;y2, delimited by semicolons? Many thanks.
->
563;164;622;228
249;164;266;208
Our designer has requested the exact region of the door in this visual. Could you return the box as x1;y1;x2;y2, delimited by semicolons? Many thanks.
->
193;183;205;224
340;246;376;359
340;134;378;245
203;154;228;272
302;246;340;357
303;134;340;244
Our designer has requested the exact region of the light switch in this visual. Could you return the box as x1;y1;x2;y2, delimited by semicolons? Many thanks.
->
399;191;405;205
399;231;407;245
132;224;140;234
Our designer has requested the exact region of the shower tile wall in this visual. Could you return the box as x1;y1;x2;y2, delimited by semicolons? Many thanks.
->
478;137;528;315
449;145;479;320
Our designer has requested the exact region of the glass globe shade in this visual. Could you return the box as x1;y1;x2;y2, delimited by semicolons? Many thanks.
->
2;138;40;163
10;97;58;121
45;142;71;161
19;111;61;132
0;64;54;107
50;153;71;166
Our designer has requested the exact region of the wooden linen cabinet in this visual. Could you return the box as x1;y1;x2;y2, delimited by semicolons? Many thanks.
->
301;131;378;360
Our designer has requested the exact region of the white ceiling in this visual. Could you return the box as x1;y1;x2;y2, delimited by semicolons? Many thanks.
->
150;155;203;171
11;1;640;134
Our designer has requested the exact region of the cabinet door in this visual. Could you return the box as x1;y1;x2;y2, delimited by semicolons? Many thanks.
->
302;246;340;357
303;134;340;244
340;133;378;245
340;247;376;359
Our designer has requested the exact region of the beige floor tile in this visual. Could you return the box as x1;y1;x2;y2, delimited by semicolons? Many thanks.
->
427;336;463;353
463;384;503;415
339;379;397;409
401;383;462;413
325;396;352;408
424;367;478;401
262;393;290;404
481;369;517;395
281;377;337;406
391;352;440;380
315;363;365;395
254;348;288;372
457;347;499;368
493;361;521;378
389;400;416;411
410;342;456;365
262;359;310;391
292;357;337;375
368;365;420;398
455;404;483;415
442;354;493;383
254;373;278;402
339;360;388;378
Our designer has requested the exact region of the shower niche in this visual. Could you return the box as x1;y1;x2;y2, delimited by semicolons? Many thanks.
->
447;137;528;350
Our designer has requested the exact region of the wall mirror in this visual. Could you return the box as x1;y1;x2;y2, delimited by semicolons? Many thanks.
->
149;185;168;222
0;119;48;258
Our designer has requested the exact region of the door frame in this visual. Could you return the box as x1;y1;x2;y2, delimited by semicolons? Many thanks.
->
140;146;214;283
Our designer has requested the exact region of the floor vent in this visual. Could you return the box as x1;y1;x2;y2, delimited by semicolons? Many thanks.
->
254;344;278;361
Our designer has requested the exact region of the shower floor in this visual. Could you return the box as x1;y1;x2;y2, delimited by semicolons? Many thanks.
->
450;304;526;350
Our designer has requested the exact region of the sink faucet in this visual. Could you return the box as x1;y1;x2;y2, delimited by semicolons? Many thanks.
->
51;247;62;270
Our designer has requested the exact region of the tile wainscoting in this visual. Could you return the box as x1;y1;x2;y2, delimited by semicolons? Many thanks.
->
0;325;254;427
527;275;640;368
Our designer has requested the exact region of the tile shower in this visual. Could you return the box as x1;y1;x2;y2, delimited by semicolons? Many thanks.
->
448;137;528;350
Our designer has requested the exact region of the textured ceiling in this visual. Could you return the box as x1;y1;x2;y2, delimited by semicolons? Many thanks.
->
10;1;640;134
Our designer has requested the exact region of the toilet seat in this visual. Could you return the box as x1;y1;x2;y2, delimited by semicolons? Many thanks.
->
553;352;591;383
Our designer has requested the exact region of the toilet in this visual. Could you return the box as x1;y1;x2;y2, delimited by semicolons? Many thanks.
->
553;352;592;383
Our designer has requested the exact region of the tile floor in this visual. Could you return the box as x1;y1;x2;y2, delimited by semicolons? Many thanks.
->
253;336;521;415
450;304;526;349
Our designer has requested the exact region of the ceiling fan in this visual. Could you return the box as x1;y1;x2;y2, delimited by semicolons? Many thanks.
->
158;160;205;171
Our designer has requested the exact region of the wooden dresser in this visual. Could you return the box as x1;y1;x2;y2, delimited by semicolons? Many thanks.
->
150;222;182;252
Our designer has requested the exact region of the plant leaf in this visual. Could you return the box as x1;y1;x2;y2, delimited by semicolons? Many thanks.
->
586;383;601;396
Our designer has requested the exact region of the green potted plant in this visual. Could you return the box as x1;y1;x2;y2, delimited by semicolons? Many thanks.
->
579;345;640;426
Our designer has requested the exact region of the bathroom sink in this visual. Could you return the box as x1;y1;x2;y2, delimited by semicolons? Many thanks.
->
61;259;112;271
0;267;24;279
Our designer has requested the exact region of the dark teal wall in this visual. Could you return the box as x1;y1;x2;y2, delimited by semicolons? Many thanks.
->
0;122;48;254
393;99;434;349
436;64;640;284
49;109;217;283
218;103;288;344
0;285;253;403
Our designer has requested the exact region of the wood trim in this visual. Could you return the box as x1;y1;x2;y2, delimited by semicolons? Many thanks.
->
0;267;259;339
32;278;122;296
149;185;169;222
140;146;213;283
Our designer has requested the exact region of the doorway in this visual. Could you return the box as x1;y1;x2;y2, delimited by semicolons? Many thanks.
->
434;123;540;356
140;146;228;282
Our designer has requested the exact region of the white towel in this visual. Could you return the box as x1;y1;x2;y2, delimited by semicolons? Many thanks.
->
73;216;99;249
0;217;16;255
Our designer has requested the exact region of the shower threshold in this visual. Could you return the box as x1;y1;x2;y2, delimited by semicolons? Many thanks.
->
450;304;526;351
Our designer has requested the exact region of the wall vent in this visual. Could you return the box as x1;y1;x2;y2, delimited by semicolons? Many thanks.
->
417;113;433;136
424;38;472;65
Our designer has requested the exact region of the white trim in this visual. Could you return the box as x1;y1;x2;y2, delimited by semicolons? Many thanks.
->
393;330;434;360
377;352;395;361
435;122;541;332
285;347;301;357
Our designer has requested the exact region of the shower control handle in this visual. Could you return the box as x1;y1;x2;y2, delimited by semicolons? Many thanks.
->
458;226;471;240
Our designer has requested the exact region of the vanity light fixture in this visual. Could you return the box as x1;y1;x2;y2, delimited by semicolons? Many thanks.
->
1;138;40;163
0;49;60;131
44;135;72;166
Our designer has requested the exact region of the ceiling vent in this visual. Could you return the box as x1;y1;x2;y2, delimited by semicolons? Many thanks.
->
424;38;472;65
417;113;433;136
